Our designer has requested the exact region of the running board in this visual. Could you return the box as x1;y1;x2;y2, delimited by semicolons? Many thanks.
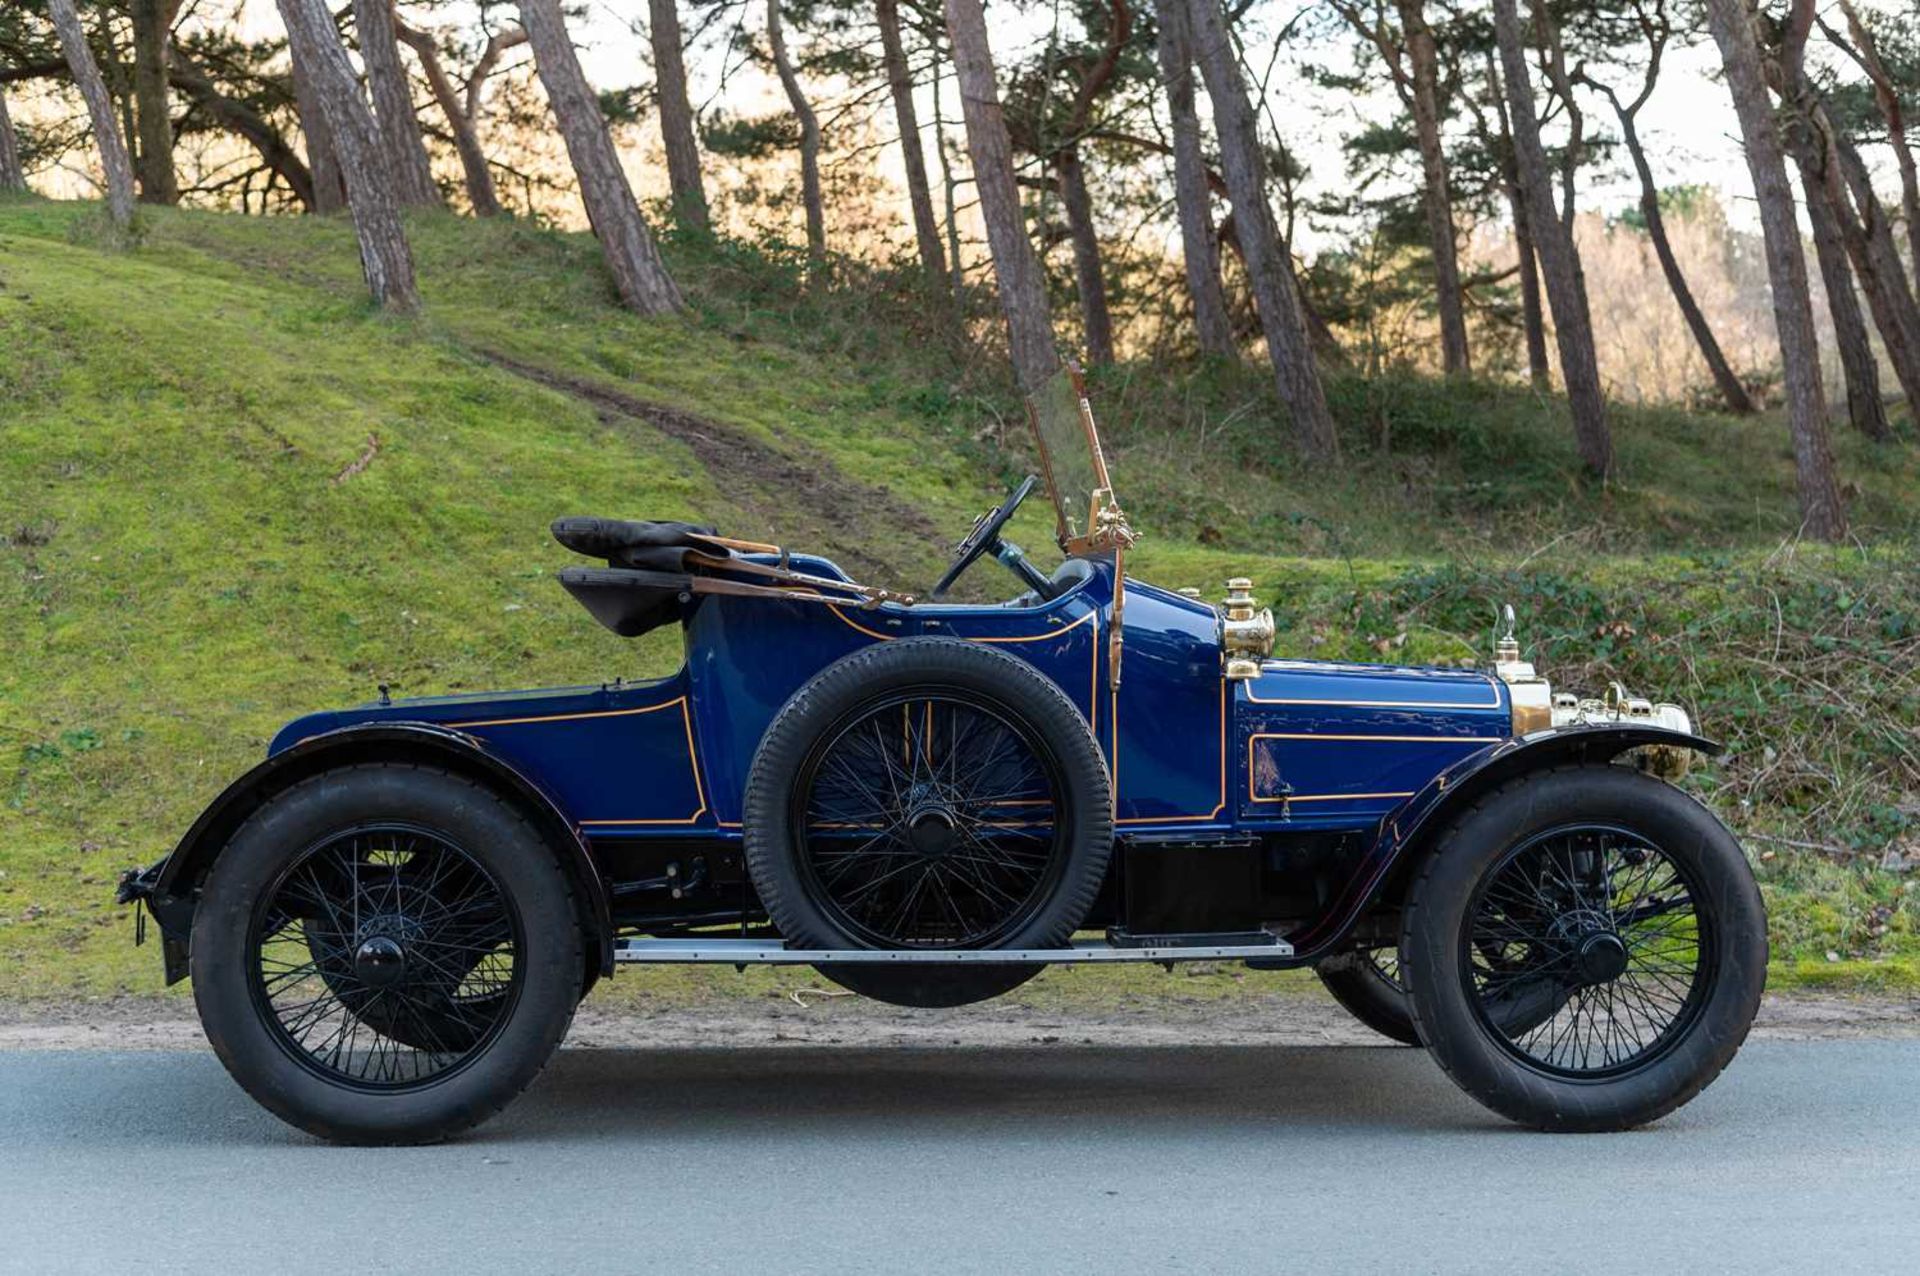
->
612;935;1294;965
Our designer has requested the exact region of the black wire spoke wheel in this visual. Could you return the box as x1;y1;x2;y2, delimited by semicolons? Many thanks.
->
1366;946;1404;989
249;825;523;1090
192;765;583;1144
1400;765;1765;1131
1315;944;1420;1045
795;689;1068;948
1465;824;1709;1079
746;638;1112;1006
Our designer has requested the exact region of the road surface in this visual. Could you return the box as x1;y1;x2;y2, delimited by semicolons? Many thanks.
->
1;1040;1915;1273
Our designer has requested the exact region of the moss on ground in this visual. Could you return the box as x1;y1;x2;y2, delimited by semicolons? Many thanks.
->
2;197;1916;1003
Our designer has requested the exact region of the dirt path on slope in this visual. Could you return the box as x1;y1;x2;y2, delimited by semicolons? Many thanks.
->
480;351;943;584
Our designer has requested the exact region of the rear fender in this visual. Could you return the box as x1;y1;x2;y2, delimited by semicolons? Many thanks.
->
1287;724;1723;959
139;723;614;987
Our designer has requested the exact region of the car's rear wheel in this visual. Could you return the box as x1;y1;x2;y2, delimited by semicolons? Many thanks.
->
1316;947;1420;1045
1316;940;1568;1046
190;764;582;1144
1401;764;1766;1132
744;637;1111;1006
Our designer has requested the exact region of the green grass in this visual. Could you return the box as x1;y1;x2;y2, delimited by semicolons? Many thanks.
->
2;195;1916;1005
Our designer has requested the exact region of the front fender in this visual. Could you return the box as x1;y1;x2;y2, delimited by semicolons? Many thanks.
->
1287;724;1722;958
137;723;614;986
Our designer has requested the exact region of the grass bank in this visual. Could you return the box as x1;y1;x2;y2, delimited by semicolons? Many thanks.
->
2;197;1915;1002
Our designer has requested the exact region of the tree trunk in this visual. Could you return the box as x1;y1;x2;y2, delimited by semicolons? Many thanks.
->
352;0;441;208
130;0;179;204
277;0;420;311
877;0;944;282
1827;120;1920;384
1604;90;1755;415
1510;184;1550;391
1780;0;1920;427
1810;163;1920;420
1042;0;1129;365
288;32;348;213
1296;279;1350;368
1396;0;1468;375
1491;0;1610;474
1056;148;1114;365
766;0;825;266
1785;83;1920;420
930;37;967;303
393;21;501;216
649;0;709;233
1153;0;1233;357
1216;211;1348;366
943;0;1058;391
1533;3;1583;234
1837;0;1920;296
1185;0;1336;457
517;0;683;315
47;0;136;230
1796;150;1892;441
0;90;25;193
169;47;316;210
1703;0;1844;541
1487;52;1549;390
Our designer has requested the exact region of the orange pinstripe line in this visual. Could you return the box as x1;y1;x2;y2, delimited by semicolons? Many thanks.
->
1245;731;1491;804
450;698;685;729
1114;678;1227;825
1251;732;1505;743
826;604;1095;644
1244;675;1503;709
470;697;709;827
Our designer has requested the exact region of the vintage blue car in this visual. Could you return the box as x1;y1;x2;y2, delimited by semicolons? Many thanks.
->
121;369;1766;1144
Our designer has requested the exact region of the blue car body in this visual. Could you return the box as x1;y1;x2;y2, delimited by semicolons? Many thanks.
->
275;557;1507;839
202;549;1562;972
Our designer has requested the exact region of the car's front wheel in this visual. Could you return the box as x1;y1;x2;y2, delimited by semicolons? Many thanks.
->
190;764;583;1144
1400;763;1766;1132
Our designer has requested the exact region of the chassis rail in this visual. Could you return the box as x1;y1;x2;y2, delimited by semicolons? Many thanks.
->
613;935;1296;965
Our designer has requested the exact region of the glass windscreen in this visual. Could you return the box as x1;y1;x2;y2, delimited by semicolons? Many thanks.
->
1026;366;1112;550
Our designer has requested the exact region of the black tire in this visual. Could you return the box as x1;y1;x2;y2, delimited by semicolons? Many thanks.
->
744;637;1111;1005
1316;947;1420;1045
1316;943;1565;1047
190;764;584;1145
1400;763;1767;1132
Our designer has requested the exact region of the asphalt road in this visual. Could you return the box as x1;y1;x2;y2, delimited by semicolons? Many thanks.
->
1;1040;1915;1274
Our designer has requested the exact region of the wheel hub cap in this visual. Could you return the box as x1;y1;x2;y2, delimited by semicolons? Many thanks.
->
906;807;960;859
352;934;408;987
1575;931;1630;985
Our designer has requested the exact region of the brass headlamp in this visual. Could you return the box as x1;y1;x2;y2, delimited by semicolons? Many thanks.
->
1221;578;1276;680
1491;604;1695;775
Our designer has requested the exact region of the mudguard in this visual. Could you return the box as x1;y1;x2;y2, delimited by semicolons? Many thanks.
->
131;722;615;986
1285;723;1723;958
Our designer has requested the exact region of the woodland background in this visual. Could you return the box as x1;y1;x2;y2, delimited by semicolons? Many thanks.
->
0;0;1917;1002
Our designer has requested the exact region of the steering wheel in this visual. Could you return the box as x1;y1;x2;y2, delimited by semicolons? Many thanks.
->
930;475;1054;601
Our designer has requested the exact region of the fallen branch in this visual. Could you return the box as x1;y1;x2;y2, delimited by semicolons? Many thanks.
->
787;986;855;1008
1746;832;1869;861
332;433;379;484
